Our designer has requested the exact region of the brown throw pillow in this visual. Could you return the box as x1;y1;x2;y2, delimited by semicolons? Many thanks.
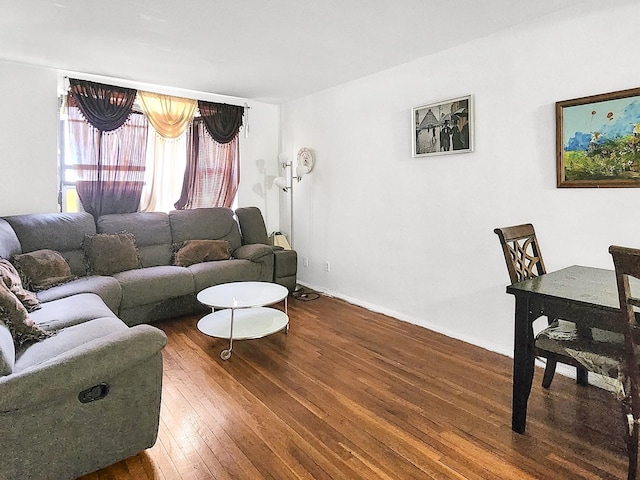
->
174;240;231;267
0;259;40;312
84;232;141;275
0;280;51;347
11;249;76;292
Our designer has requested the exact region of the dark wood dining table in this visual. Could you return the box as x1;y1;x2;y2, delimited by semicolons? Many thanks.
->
505;265;623;433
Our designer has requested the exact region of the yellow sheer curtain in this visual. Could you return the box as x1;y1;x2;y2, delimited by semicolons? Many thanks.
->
139;130;187;212
137;92;195;211
137;91;197;139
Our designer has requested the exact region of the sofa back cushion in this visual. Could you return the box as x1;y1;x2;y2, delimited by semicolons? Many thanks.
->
2;213;96;277
97;212;173;267
169;208;242;252
235;207;269;245
0;218;21;260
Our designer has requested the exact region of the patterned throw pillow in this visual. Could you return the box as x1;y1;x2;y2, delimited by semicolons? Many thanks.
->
11;249;76;292
0;280;51;347
0;258;40;311
83;232;141;275
173;240;231;267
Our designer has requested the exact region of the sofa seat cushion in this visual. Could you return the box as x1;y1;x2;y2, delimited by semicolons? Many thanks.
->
30;293;117;331
189;259;263;293
114;265;195;309
13;316;127;374
36;275;122;314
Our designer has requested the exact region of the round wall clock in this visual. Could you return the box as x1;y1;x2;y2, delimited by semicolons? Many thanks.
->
297;147;314;172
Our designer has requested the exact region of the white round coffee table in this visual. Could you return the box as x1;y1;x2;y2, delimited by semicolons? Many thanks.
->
196;281;289;360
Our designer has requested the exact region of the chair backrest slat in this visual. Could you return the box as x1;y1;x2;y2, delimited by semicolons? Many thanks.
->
494;223;546;284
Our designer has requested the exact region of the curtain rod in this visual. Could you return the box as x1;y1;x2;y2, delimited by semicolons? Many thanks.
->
62;75;251;109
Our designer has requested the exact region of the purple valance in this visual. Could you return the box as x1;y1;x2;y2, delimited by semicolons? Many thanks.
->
198;101;244;144
69;78;137;132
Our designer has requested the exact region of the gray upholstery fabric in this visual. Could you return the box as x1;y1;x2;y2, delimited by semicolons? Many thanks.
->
235;207;298;292
0;218;21;260
97;212;173;267
274;250;298;278
0;322;15;376
30;293;117;331
169;207;243;251
1;321;166;480
235;206;270;244
3;212;96;276
118;294;198;326
113;265;195;308
274;249;298;292
189;259;267;292
14;316;126;371
36;275;122;313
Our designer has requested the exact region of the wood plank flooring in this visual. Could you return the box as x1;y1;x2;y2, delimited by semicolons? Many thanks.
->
79;294;627;479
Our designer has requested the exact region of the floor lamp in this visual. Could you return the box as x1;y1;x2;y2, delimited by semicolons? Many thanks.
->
273;157;310;249
274;150;313;293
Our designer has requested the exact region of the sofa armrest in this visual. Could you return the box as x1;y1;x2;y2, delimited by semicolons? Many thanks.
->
0;324;166;412
233;243;273;262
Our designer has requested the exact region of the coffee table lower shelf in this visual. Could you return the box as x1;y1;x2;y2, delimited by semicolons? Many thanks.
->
197;307;289;360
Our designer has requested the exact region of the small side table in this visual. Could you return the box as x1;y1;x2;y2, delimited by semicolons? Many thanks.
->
196;282;289;360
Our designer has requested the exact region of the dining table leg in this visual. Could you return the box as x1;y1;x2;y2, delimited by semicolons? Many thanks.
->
512;295;536;434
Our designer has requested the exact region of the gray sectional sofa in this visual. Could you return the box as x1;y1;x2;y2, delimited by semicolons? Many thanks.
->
0;206;296;480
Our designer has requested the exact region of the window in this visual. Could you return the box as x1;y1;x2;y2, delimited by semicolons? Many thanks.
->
57;79;243;216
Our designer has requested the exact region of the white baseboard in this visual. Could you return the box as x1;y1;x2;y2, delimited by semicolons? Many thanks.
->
297;281;619;390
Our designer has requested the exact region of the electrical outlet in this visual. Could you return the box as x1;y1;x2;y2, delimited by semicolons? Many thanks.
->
303;257;309;267
324;260;331;272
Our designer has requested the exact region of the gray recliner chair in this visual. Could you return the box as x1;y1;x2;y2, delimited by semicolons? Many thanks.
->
235;207;297;293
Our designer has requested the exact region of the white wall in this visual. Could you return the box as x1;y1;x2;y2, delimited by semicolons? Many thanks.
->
280;0;640;356
236;103;281;234
0;61;281;229
0;61;58;214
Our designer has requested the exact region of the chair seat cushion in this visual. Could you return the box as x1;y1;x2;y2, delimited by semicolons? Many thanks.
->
535;320;624;377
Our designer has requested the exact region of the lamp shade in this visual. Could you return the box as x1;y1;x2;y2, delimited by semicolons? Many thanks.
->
296;165;310;181
274;177;288;191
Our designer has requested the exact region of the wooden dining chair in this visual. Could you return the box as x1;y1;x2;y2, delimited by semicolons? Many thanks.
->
609;245;640;480
494;223;589;388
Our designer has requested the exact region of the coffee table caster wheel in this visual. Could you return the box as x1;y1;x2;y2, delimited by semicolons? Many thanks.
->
220;349;232;360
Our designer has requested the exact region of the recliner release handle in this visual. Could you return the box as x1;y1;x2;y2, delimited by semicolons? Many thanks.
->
78;383;110;403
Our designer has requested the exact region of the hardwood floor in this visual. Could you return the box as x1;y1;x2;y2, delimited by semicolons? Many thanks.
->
80;294;627;479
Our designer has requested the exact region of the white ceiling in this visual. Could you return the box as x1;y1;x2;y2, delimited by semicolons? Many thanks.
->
1;0;588;104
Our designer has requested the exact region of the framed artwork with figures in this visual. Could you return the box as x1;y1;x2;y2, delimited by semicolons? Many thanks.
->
412;95;474;158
